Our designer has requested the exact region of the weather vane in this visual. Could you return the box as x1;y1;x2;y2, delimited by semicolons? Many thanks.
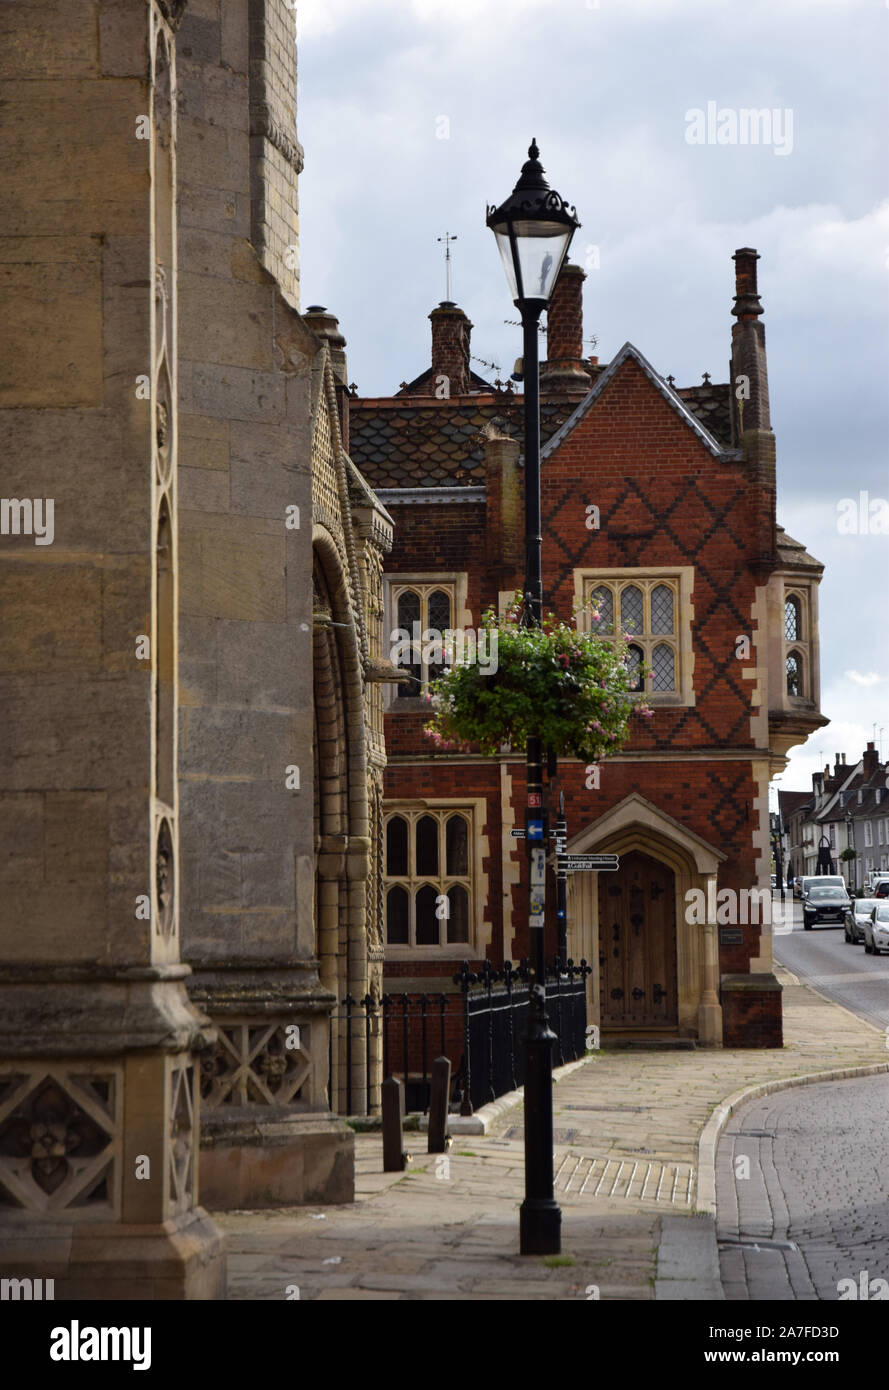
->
437;232;458;301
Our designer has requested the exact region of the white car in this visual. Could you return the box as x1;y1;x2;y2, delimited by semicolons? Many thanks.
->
864;902;889;956
845;898;879;945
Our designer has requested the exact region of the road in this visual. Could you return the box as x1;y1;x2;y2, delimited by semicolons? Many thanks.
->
716;1072;889;1299
772;891;889;1032
714;893;889;1299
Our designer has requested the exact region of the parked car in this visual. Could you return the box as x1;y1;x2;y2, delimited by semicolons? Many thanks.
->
864;902;889;956
875;880;889;899
845;897;879;944
864;872;889;895
803;883;852;930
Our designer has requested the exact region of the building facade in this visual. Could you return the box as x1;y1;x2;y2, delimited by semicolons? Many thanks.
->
350;248;827;1051
0;0;388;1298
779;742;889;890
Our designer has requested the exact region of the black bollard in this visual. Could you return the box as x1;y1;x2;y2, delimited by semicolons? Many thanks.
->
427;1056;451;1154
382;1076;406;1172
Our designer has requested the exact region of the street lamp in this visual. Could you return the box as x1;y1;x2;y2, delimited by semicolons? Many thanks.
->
488;140;579;1256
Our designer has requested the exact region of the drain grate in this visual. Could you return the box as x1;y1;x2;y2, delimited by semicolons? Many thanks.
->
734;1130;775;1139
563;1104;650;1114
504;1127;580;1144
719;1236;798;1253
553;1153;695;1206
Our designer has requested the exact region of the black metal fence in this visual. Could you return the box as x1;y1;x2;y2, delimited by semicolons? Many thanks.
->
327;958;590;1117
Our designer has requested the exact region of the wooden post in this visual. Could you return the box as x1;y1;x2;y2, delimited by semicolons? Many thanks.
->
427;1056;451;1154
382;1076;405;1172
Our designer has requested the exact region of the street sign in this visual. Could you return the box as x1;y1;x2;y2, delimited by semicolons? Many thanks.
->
527;792;542;808
527;819;544;841
530;847;546;886
560;854;619;872
509;829;525;838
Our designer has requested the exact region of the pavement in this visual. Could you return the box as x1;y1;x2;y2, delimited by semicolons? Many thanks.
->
218;959;888;1301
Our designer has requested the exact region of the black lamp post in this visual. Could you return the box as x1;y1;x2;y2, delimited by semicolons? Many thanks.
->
487;140;579;1256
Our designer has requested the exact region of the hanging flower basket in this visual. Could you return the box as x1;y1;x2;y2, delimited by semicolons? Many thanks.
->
423;598;653;760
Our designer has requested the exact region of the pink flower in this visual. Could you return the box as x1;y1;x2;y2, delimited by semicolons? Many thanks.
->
558;653;570;668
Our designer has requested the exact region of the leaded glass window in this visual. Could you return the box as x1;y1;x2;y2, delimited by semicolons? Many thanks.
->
383;809;474;950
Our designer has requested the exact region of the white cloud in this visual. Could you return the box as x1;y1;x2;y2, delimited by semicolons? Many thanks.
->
845;670;887;687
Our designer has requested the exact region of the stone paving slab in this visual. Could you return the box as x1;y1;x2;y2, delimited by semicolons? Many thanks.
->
219;966;887;1300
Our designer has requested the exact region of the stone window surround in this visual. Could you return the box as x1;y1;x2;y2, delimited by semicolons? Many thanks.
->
382;572;470;711
782;584;812;702
573;566;696;708
382;797;488;961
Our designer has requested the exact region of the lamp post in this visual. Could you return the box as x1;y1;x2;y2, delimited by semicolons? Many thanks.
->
487;140;579;1255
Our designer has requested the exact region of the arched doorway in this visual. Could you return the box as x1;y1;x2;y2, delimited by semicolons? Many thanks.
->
598;850;678;1031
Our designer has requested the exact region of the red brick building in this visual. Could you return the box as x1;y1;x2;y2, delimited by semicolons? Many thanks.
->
348;249;827;1048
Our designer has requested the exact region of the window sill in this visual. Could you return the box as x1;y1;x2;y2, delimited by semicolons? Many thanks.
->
385;946;475;961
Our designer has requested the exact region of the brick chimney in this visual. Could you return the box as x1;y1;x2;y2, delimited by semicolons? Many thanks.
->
863;740;880;776
304;305;350;449
730;248;776;576
731;248;771;434
540;260;592;396
429;301;471;397
483;420;523;588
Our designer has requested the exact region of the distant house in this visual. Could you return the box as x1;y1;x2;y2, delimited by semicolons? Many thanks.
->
783;743;889;890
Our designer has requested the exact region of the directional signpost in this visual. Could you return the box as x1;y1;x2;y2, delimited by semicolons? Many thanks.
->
560;854;619;873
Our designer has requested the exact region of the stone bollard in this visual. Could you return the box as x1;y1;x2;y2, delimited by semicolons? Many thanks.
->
427;1056;451;1154
382;1076;406;1172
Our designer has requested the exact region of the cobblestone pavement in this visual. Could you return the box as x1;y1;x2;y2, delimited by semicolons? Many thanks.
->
716;1072;889;1301
220;965;887;1300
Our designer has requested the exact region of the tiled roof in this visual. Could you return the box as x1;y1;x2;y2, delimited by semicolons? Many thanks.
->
677;383;733;448
778;790;813;818
348;356;736;490
348;394;576;489
776;525;824;572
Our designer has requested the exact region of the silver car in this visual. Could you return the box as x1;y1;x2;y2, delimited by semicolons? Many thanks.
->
845;897;879;944
864;902;889;957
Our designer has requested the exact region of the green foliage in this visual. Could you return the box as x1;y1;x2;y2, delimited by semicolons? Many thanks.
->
423;597;652;760
839;847;858;862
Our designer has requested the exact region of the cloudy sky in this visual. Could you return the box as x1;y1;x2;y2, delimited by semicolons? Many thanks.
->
295;0;889;794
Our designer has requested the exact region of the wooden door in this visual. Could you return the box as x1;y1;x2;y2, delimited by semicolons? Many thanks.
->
598;851;678;1029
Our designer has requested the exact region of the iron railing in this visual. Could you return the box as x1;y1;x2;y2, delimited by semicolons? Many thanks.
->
327;958;590;1117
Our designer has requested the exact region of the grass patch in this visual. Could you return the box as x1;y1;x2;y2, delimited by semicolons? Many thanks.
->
456;1150;477;1157
542;1254;576;1268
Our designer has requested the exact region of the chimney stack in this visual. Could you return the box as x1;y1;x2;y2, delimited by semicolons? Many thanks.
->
730;247;775;576
429;301;471;397
540;260;592;396
731;248;771;433
864;741;879;776
483;419;523;588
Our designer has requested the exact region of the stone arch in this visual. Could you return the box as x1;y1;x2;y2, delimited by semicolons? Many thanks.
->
565;792;725;1044
312;524;376;1112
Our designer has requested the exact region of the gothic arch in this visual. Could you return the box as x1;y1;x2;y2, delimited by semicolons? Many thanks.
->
312;524;377;1112
565;793;725;1044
